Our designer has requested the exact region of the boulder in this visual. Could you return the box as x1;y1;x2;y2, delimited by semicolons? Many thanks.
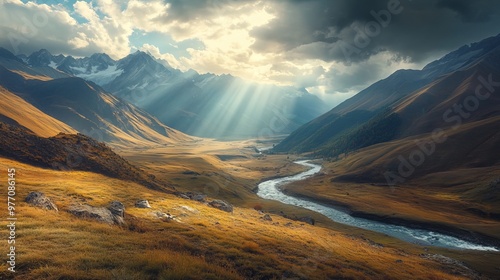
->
135;200;151;208
68;201;125;225
67;204;116;225
155;211;175;221
261;214;272;221
108;201;125;217
108;201;125;225
192;194;206;202
25;191;58;211
208;199;233;213
298;216;315;225
177;192;206;202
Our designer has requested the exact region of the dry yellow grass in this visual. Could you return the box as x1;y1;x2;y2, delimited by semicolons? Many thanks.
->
0;157;474;279
0;86;76;137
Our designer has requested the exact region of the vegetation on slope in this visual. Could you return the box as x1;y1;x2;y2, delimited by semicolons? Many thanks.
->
317;111;402;158
0;158;475;280
0;122;168;191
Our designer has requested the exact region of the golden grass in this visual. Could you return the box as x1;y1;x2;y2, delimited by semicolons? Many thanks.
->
0;86;76;137
0;157;474;279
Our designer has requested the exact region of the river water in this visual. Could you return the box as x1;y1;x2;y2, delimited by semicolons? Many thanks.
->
256;160;498;251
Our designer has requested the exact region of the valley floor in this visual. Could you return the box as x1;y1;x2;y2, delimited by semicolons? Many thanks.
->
1;138;498;279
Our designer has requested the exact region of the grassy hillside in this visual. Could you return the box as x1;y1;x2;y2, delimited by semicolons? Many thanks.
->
0;86;76;137
0;122;168;191
0;157;479;280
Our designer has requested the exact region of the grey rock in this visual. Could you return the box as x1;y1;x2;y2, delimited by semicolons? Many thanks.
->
261;214;273;221
25;191;58;211
192;194;206;202
108;201;125;217
155;211;175;221
298;216;315;225
208;199;233;213
68;202;125;225
135;200;151;208
68;204;116;225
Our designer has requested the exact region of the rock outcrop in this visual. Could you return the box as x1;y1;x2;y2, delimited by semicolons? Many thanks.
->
208;200;233;213
135;200;151;208
25;191;58;211
67;201;125;225
298;216;315;225
261;214;273;221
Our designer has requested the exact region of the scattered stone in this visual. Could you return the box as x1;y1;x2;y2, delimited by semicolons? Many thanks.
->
135;200;151;208
25;191;58;211
67;201;125;225
68;204;116;225
208;199;233;213
108;201;125;216
284;222;293;227
298;216;315;225
192;194;206;202
155;211;175;222
182;170;200;175
177;192;207;202
261;214;273;221
395;259;403;263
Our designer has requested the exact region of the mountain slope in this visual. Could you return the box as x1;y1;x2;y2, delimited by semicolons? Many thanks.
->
22;49;329;138
0;85;76;137
101;52;329;138
275;33;500;156
0;50;191;147
0;122;169;190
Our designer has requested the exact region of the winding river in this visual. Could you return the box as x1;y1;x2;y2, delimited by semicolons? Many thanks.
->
256;160;499;251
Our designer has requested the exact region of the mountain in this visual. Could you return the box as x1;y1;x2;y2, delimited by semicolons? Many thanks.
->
22;49;329;138
0;48;190;147
274;34;500;158
0;85;76;137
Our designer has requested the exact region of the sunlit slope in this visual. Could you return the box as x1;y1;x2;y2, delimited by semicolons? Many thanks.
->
327;116;500;183
394;59;500;138
0;63;191;147
0;85;76;137
0;157;475;280
60;50;329;138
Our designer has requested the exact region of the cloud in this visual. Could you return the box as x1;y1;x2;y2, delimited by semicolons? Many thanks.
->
251;0;500;64
1;0;499;98
0;0;132;58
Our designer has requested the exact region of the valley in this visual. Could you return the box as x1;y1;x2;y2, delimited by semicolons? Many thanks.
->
1;140;499;279
1;13;500;278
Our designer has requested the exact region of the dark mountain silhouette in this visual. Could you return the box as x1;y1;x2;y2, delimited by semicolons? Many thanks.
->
274;34;500;159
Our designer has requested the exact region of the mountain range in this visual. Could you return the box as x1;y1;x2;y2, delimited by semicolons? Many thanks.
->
0;50;191;147
274;33;500;182
17;48;329;138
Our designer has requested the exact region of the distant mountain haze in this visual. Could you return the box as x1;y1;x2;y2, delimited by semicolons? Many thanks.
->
17;49;330;139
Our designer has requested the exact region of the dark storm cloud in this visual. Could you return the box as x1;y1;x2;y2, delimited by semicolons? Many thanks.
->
158;0;255;21
250;0;500;64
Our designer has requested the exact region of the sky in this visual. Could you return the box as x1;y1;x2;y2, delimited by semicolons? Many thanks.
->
1;0;500;106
